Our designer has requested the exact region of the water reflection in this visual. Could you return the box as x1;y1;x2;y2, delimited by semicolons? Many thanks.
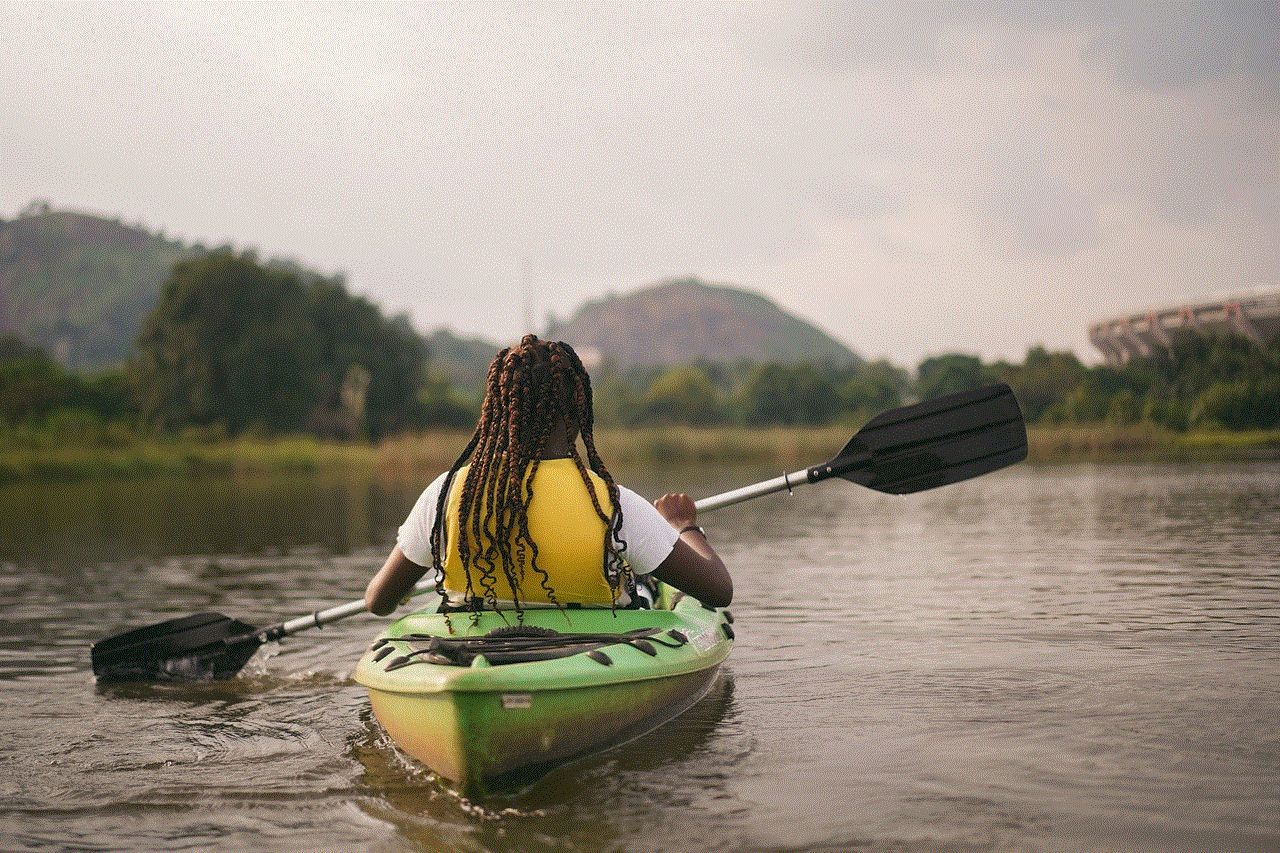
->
0;472;423;570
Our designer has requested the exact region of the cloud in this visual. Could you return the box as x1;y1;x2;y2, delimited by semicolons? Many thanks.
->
727;2;1279;93
1084;1;1280;94
1;1;1275;369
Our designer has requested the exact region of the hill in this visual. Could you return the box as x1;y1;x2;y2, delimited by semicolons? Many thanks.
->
0;202;201;373
545;278;861;369
2;204;861;382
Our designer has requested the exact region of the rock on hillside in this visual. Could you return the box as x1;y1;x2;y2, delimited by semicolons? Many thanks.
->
545;278;860;369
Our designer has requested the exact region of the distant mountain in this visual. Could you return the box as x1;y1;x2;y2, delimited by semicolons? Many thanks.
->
0;202;202;373
545;278;861;369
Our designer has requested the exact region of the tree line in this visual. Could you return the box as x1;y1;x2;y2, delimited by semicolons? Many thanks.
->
2;249;1278;441
2;250;473;443
586;331;1278;432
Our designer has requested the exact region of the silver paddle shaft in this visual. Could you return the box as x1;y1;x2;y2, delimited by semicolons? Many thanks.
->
693;466;814;513
271;578;438;638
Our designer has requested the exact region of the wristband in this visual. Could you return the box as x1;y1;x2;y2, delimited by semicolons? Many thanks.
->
679;525;705;537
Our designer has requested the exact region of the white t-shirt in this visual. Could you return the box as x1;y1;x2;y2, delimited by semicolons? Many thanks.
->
397;469;680;606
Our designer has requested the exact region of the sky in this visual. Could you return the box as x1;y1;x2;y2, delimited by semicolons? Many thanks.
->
3;1;1277;369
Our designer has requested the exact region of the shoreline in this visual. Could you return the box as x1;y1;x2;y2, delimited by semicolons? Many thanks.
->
1;424;1277;482
1024;423;1280;463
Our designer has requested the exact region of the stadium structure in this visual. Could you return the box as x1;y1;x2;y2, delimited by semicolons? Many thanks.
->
1089;286;1280;366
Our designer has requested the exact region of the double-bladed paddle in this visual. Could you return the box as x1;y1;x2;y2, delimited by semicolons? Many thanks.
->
90;383;1026;682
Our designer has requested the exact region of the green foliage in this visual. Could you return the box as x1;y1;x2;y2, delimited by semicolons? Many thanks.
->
416;375;477;429
916;353;996;400
641;365;721;426
1190;378;1280;430
983;332;1280;431
308;282;432;437
422;328;503;409
132;251;316;433
841;360;910;419
7;213;1276;440
1089;331;1280;431
999;347;1088;423
592;373;643;428
131;250;435;439
0;335;134;428
1106;388;1144;424
588;359;907;429
740;362;839;426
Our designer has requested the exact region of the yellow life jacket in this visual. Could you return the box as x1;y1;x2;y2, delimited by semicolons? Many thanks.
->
439;459;623;606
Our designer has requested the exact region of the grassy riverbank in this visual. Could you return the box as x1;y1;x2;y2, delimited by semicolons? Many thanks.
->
1025;424;1280;462
1;423;1277;481
0;426;855;482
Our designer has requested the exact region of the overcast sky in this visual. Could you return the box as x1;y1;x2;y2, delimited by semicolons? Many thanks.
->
3;1;1276;368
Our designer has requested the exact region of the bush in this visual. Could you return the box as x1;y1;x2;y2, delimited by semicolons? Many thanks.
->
1191;379;1280;430
1107;389;1143;424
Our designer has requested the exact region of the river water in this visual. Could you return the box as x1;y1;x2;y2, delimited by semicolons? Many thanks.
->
1;460;1277;852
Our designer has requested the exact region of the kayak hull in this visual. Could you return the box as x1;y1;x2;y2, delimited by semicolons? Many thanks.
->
355;590;733;795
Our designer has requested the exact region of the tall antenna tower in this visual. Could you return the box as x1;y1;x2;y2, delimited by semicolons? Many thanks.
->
521;257;533;335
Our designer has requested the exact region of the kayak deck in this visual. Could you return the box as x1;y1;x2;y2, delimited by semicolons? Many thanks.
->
355;591;734;795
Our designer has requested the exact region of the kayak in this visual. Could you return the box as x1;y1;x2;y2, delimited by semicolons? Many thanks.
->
354;587;734;795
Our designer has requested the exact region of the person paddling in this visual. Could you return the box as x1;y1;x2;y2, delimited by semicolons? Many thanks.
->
365;334;732;617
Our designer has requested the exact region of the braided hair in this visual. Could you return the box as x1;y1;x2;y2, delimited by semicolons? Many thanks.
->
429;335;628;615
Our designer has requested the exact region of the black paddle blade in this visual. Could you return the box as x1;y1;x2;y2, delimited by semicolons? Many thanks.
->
823;384;1026;494
91;612;264;682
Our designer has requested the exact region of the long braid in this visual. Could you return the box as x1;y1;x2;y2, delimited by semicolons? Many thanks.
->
433;346;508;611
557;343;630;597
516;355;557;605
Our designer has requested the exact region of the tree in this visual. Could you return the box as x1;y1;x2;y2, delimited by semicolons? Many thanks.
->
593;373;643;428
641;365;720;426
132;250;433;437
307;281;428;438
916;353;992;400
740;363;795;425
1110;330;1280;431
1001;347;1088;423
133;250;318;433
0;336;133;428
0;337;75;424
840;360;907;420
739;363;842;426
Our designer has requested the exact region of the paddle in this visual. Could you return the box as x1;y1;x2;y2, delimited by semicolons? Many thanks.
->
91;383;1026;682
695;382;1026;511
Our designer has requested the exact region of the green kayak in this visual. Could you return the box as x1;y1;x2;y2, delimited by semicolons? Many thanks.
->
354;587;734;796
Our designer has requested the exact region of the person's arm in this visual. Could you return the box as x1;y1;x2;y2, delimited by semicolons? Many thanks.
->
649;493;733;607
365;545;430;616
368;472;448;615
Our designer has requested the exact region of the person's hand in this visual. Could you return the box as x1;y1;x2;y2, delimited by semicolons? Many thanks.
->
653;493;697;530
